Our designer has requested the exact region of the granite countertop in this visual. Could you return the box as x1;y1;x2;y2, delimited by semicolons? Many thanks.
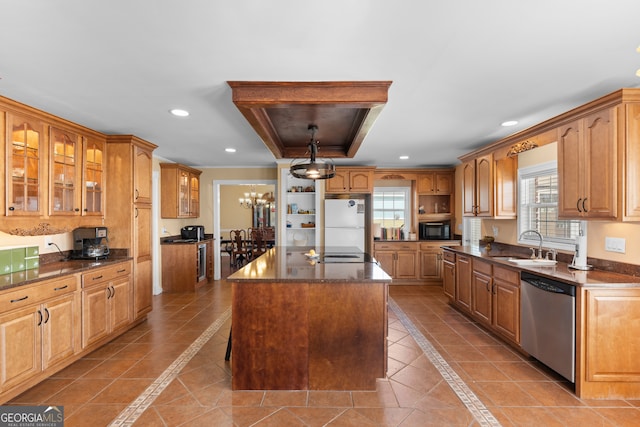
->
445;246;640;287
227;246;392;283
0;256;133;291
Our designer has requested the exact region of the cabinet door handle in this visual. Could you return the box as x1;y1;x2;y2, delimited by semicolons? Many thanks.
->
576;198;582;212
92;275;104;281
135;207;139;218
117;269;126;273
110;285;115;299
8;206;14;211
37;310;43;326
135;189;139;200
582;198;588;213
10;295;28;303
44;308;50;324
106;287;112;299
54;285;68;291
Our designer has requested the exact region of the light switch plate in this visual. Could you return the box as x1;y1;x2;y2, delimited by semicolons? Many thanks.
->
605;237;626;254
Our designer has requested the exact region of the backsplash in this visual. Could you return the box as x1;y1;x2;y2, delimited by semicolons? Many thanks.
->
0;246;39;274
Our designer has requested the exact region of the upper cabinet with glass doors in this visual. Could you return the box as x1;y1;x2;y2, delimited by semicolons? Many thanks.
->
160;163;202;218
82;136;105;216
49;127;81;215
7;113;45;216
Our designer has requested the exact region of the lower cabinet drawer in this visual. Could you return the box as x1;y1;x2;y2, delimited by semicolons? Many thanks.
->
81;262;131;288
0;275;78;313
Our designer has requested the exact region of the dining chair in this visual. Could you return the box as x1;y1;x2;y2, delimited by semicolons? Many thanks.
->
263;226;276;248
250;228;267;258
230;229;250;268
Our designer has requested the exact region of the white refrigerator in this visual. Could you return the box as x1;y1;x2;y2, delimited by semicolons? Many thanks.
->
324;199;366;251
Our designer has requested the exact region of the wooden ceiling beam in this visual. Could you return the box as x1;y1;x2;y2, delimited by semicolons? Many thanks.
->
228;81;392;159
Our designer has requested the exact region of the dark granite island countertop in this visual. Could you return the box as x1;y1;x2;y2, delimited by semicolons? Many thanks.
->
227;246;390;283
227;246;392;391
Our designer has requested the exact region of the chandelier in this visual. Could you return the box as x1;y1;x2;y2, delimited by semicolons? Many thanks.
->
289;124;336;180
239;185;268;209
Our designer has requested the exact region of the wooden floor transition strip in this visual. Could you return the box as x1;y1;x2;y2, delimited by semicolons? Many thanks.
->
389;298;502;427
108;306;232;427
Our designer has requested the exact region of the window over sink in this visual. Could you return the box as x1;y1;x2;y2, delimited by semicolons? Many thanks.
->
518;161;580;250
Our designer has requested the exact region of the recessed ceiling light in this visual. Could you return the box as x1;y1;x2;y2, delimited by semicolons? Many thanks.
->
501;120;518;127
399;155;409;160
225;148;236;153
170;109;189;117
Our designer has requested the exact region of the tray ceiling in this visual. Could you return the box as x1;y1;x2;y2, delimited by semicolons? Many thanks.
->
228;81;392;159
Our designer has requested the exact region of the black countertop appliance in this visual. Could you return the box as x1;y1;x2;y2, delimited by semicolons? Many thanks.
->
72;226;110;259
181;225;205;241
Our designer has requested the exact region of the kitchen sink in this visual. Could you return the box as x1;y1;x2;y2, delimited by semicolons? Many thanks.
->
507;258;557;267
490;256;557;266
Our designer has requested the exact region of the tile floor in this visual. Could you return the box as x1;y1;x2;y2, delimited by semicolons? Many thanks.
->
8;269;640;426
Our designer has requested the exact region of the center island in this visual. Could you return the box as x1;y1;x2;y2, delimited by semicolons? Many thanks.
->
227;246;392;391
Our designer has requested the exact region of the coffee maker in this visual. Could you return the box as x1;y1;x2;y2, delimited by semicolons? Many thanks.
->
72;227;110;259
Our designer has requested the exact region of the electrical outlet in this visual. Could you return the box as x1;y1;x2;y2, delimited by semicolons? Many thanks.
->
605;237;626;254
45;236;53;246
162;227;168;234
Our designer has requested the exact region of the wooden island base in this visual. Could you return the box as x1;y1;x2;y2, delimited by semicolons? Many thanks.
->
228;248;391;391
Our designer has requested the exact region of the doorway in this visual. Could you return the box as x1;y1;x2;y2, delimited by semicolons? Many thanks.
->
212;179;277;279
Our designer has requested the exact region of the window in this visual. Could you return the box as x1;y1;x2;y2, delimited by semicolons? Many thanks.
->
518;161;580;250
463;217;482;247
373;186;411;240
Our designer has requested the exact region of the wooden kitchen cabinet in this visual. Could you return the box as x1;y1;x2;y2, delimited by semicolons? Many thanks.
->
462;153;516;218
471;258;492;326
419;242;443;281
578;287;640;398
462;154;493;217
2;99;109;225
373;241;418;280
5;112;46;216
0;274;79;393
442;250;456;300
493;155;517;219
558;108;617;219
133;205;153;318
81;262;132;348
49;126;82;215
325;167;374;193
160;163;202;218
161;238;214;292
82;135;105;216
105;136;156;322
492;265;520;344
417;170;453;195
455;254;472;312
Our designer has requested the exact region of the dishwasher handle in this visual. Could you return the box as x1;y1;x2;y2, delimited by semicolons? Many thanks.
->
521;272;575;297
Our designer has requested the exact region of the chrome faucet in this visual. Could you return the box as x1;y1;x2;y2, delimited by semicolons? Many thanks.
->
520;229;543;259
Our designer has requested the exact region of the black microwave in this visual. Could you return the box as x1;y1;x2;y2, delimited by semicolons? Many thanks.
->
419;221;451;240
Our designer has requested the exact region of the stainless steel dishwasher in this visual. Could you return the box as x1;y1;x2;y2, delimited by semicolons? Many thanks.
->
520;272;576;383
